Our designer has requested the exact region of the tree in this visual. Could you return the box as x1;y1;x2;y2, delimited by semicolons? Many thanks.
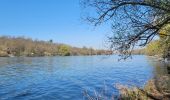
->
159;24;170;58
82;0;170;59
58;45;71;56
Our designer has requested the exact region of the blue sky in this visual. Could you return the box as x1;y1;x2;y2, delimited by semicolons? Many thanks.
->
0;0;111;49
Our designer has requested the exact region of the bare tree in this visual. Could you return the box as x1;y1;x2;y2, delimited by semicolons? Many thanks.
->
81;0;170;59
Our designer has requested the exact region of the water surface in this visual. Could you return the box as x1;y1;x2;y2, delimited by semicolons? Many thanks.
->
0;55;166;100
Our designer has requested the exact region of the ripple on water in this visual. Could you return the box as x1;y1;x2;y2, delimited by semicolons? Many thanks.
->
0;55;160;100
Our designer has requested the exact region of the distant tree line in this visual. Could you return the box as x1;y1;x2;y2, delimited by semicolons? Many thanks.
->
0;36;111;57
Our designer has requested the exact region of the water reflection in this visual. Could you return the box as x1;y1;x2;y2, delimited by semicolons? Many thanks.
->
146;57;170;77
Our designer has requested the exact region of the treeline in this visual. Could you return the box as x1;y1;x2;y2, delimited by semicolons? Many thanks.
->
0;36;112;57
131;49;146;55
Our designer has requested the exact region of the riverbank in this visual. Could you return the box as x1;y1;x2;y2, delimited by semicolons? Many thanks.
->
117;75;170;100
147;55;170;63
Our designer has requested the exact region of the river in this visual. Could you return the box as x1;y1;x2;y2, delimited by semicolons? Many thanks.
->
0;55;169;100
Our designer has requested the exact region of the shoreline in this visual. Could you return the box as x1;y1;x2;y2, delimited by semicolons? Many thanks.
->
147;55;170;62
0;54;112;57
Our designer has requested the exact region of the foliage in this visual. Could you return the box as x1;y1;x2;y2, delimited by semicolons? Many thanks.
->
159;24;170;58
58;45;70;56
0;36;111;57
145;40;161;56
146;24;170;58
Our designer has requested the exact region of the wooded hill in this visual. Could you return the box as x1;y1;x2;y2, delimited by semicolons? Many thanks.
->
0;36;112;57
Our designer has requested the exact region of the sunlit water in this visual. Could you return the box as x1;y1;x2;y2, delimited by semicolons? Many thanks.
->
0;55;168;100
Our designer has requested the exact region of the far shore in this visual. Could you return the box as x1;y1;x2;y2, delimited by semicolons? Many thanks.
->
0;54;112;57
